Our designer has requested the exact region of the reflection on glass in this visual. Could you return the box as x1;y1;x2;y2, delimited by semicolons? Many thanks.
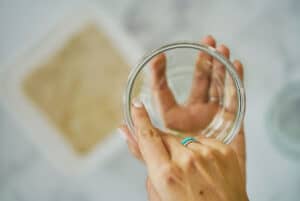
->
124;43;245;144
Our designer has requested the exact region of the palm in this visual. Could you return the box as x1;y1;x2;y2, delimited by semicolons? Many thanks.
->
150;38;228;135
162;102;219;133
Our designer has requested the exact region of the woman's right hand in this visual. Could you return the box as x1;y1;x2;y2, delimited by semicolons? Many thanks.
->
120;35;247;201
120;101;248;201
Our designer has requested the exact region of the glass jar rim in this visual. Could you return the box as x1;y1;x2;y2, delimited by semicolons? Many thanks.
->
123;42;245;144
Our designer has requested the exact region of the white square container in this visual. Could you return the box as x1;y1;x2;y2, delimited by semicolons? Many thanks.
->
0;4;143;176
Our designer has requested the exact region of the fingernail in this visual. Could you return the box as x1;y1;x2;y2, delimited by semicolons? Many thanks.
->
132;98;143;108
118;128;128;141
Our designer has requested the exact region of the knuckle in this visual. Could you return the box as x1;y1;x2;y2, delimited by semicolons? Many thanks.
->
159;164;175;177
183;152;198;169
158;78;168;90
222;147;235;157
195;71;207;80
219;44;230;53
152;77;167;90
139;128;158;138
201;147;215;160
159;164;181;186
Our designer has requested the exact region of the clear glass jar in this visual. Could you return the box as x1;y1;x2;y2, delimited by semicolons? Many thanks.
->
123;42;245;144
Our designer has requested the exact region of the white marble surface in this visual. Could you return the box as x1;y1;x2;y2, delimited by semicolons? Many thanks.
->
0;0;300;201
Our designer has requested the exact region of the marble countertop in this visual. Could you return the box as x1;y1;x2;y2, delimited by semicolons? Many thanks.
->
0;0;300;200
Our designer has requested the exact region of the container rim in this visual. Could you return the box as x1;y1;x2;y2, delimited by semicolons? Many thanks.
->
123;42;246;144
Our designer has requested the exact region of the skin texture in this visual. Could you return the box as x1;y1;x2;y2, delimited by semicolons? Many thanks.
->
119;35;248;201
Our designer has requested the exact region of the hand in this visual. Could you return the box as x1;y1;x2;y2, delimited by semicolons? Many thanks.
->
120;35;246;200
120;101;248;201
150;35;240;134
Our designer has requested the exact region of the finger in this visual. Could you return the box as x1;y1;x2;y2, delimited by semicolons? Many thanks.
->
225;60;244;113
188;35;215;103
163;135;205;173
119;125;143;161
131;98;170;169
195;137;234;157
225;60;246;180
194;137;244;184
209;44;229;104
162;135;187;159
151;53;177;113
195;125;244;173
182;139;222;175
184;136;212;154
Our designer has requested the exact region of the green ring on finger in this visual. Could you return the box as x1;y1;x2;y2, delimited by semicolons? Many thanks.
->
181;137;198;147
